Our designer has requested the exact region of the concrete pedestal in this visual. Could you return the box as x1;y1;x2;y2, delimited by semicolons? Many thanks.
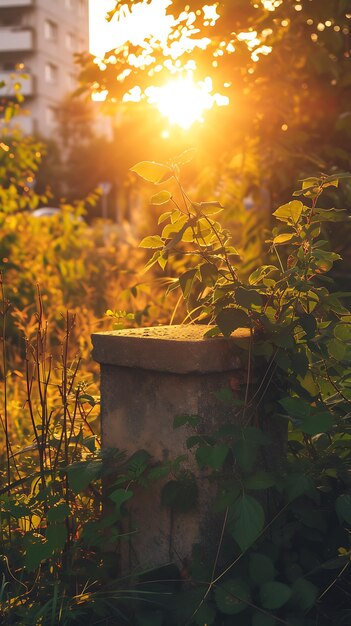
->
92;325;268;573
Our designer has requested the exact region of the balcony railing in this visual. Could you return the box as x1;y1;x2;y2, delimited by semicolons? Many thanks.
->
0;0;33;7
0;28;33;52
0;71;34;96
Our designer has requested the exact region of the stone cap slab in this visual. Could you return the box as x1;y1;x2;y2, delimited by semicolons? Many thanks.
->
91;325;251;374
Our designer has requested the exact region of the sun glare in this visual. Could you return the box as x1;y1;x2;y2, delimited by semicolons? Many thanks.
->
89;1;231;128
144;74;229;129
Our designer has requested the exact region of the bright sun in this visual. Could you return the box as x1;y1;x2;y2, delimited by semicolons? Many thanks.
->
89;0;229;129
145;75;228;130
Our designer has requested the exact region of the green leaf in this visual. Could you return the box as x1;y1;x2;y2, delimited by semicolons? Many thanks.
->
229;494;265;551
196;444;229;470
334;323;351;341
245;471;276;490
66;460;102;494
179;269;197;298
46;523;67;551
273;233;294;245
328;338;347;360
197;201;224;216
150;190;172;205
25;538;51;571
260;581;292;609
273;200;303;224
313;208;350;222
236;287;263;309
291;578;318;611
174;147;196;166
109;488;133;515
216;308;251;336
283;474;315;502
249;265;278;285
249;553;276;585
47;502;70;523
173;414;201;429
335;494;351;524
215;579;250;614
131;161;172;183
302;412;333;436
298;314;317;339
161;478;198;512
233;439;257;472
139;235;164;249
158;210;172;224
199;262;218;286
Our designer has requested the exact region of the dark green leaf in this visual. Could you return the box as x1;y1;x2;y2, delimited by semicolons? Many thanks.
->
66;460;102;494
245;472;276;490
249;553;276;586
46;523;67;551
173;414;201;429
47;502;70;523
215;579;250;614
229;494;265;551
216;307;251;336
109;488;133;515
179;269;197;298
236;287;263;309
335;494;351;524
161;478;198;512
291;578;318;611
196;444;229;470
260;581;292;609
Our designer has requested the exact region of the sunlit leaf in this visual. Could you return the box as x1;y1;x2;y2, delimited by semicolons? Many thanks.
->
131;161;172;183
273;233;294;245
273;200;303;223
174;148;196;166
139;235;164;249
151;190;172;205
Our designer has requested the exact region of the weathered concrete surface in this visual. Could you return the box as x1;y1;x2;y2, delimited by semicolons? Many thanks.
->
92;325;250;373
91;325;284;573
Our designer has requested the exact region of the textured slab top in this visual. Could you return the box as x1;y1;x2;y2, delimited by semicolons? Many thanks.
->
91;325;251;373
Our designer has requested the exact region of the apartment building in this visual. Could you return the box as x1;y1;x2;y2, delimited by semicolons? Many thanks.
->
0;0;89;136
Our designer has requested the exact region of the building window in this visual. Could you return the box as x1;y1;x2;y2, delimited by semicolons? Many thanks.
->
45;106;57;127
65;32;74;50
45;62;58;84
67;73;77;90
44;19;58;42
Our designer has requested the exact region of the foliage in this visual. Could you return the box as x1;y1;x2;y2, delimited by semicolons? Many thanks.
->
79;0;351;278
80;1;351;186
126;156;351;625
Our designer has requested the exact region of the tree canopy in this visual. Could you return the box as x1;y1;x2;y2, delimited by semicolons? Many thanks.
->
79;0;351;191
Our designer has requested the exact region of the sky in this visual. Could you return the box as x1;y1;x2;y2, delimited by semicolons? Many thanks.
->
89;0;116;56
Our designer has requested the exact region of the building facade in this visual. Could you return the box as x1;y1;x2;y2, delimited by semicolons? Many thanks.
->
0;0;89;136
